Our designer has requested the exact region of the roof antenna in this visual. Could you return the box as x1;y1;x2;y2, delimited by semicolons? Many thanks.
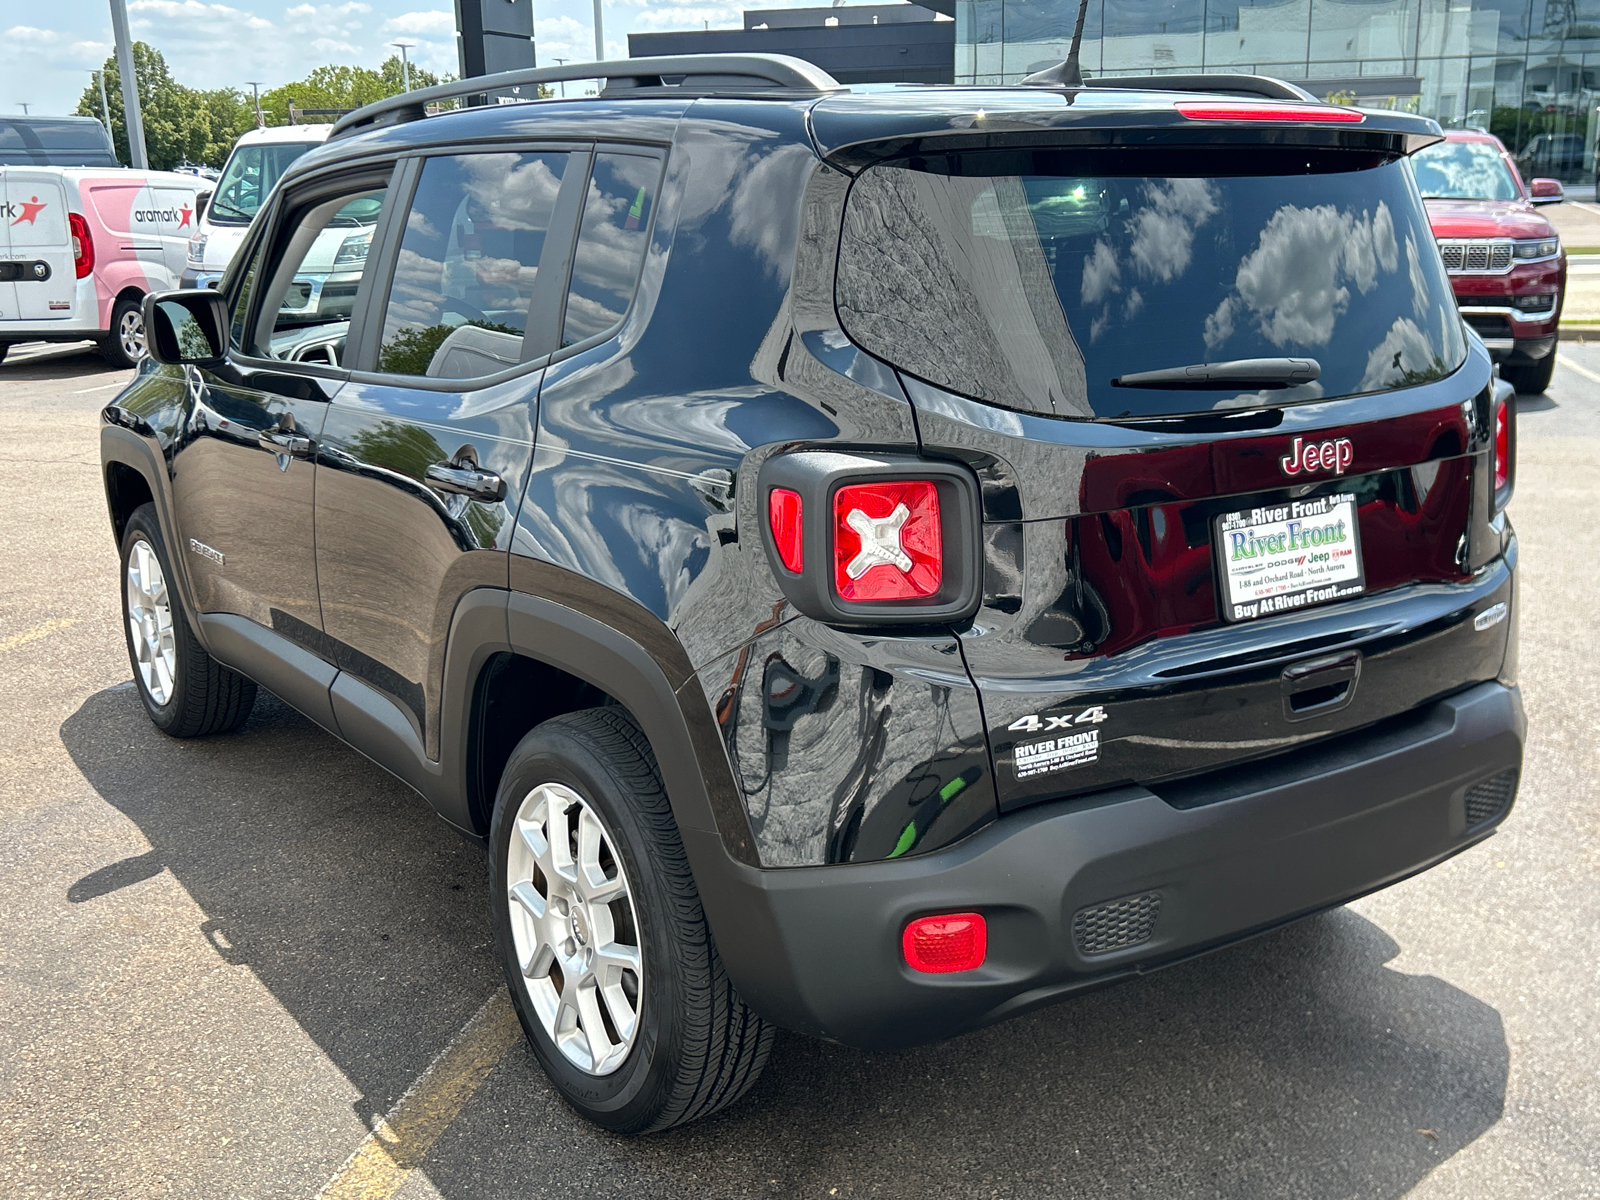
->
1023;0;1092;87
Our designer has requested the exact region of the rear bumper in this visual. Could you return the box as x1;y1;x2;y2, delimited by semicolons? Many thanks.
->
692;680;1524;1050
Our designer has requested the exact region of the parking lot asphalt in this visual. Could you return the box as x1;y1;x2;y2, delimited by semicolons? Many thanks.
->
1;340;1597;1200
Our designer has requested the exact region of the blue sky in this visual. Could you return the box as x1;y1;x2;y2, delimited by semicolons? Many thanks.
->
7;0;851;116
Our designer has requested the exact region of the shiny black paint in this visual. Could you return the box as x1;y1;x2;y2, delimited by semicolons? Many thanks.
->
168;359;338;637
97;84;1530;1050
316;371;537;756
507;101;997;864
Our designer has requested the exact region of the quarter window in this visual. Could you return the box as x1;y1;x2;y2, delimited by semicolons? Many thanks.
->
560;153;661;348
375;151;570;379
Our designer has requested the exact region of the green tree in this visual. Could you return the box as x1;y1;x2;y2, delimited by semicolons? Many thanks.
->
76;42;251;170
260;57;452;125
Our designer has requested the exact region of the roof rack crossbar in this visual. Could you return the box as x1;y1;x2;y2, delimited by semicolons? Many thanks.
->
330;53;843;138
1021;69;1318;103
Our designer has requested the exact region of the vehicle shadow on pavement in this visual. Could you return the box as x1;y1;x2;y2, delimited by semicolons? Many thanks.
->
0;344;121;384
60;684;1509;1200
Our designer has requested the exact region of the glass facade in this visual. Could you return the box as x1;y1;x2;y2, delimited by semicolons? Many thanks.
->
955;0;1600;181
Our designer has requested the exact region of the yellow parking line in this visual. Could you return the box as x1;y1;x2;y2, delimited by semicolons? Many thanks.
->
315;991;522;1200
0;618;77;653
1558;354;1600;385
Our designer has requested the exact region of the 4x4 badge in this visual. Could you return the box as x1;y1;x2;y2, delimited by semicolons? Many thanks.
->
1281;435;1354;477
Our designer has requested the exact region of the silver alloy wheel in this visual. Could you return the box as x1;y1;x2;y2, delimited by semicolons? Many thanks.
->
506;782;643;1075
125;538;177;705
119;306;146;360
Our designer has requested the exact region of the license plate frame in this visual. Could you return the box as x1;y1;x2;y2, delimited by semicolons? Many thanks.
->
1213;492;1366;623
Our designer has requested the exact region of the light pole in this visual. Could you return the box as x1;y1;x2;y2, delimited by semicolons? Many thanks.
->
92;69;112;138
108;0;148;168
391;41;414;92
244;80;264;128
554;57;567;97
593;0;604;62
18;103;30;115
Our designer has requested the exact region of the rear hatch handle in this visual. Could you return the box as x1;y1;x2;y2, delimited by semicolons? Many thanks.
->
1281;650;1362;722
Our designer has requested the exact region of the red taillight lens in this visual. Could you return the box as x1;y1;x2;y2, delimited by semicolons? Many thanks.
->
1495;398;1511;493
1176;102;1366;124
903;913;987;974
68;212;94;278
833;480;942;602
768;487;804;573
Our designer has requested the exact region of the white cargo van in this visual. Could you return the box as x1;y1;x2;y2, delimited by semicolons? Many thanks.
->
182;124;332;289
0;165;205;366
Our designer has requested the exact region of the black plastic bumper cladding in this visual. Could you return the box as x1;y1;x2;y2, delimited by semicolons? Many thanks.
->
689;680;1523;1050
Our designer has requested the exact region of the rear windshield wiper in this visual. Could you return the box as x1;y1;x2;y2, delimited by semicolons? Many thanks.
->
1111;358;1320;390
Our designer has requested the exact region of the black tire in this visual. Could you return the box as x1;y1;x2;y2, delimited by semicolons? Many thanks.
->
0;343;9;364
99;294;145;367
120;503;256;737
489;707;774;1134
1502;354;1555;396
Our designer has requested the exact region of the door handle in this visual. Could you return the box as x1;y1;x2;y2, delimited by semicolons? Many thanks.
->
259;429;314;457
425;460;506;503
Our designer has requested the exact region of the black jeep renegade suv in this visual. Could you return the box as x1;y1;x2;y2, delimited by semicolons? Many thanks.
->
103;55;1524;1133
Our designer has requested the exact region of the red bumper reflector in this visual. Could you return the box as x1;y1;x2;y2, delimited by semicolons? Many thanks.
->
768;487;804;573
833;479;942;602
903;913;987;973
1175;102;1366;124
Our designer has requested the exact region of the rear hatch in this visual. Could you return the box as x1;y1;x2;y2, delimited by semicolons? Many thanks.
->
0;168;75;321
821;94;1513;811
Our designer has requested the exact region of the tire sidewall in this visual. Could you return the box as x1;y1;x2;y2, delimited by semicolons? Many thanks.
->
102;297;145;368
119;506;188;732
488;720;686;1129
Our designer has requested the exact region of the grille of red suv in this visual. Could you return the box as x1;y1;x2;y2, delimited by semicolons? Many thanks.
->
1464;768;1518;828
1440;241;1513;273
1073;891;1162;956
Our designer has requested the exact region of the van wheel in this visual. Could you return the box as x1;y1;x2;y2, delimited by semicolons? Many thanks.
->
121;503;256;736
489;707;775;1134
1502;354;1555;396
100;296;146;367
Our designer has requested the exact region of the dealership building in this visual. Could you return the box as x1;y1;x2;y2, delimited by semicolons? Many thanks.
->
954;0;1600;173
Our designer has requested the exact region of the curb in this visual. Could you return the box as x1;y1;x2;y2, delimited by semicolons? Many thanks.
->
1558;325;1600;341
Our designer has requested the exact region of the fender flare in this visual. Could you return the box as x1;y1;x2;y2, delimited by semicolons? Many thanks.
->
504;591;757;867
100;418;210;651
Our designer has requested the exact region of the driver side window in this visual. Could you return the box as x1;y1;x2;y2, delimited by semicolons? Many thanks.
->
248;184;388;366
374;150;571;380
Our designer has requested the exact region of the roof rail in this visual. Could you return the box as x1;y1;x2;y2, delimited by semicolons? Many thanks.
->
330;53;843;139
1022;68;1317;103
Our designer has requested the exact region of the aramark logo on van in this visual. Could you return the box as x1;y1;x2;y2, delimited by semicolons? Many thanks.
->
133;205;192;228
2;196;48;225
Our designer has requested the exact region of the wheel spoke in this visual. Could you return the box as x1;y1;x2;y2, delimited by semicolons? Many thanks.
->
593;940;640;976
575;985;618;1069
598;978;638;1044
509;879;546;922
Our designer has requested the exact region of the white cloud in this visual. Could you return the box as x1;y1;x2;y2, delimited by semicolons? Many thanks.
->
384;9;454;35
1359;317;1438;390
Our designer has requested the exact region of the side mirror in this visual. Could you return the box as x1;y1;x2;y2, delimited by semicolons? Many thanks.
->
143;289;229;367
1530;177;1565;205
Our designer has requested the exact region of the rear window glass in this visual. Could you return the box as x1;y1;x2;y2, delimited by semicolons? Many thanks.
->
836;150;1466;420
1411;140;1520;201
0;117;117;166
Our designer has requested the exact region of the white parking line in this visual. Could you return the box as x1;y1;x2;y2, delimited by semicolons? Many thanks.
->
72;380;130;394
1558;354;1600;385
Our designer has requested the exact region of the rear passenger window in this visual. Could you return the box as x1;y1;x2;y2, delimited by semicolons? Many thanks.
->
560;153;661;347
376;151;569;379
